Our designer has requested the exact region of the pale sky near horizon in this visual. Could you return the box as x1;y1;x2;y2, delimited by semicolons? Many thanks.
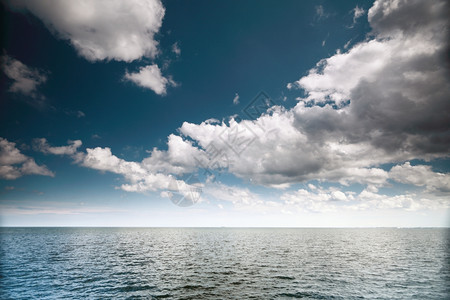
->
1;0;449;227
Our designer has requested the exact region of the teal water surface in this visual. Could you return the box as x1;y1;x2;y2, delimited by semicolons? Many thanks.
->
0;228;449;299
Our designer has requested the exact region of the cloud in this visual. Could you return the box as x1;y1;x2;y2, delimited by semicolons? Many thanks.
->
65;110;85;118
8;0;165;62
288;0;449;156
205;182;263;207
81;145;202;203
351;5;365;26
39;131;449;213
280;184;448;213
40;137;204;202
315;5;329;20
172;42;181;56
33;138;82;156
179;107;396;187
389;162;450;193
232;93;240;105
204;181;448;213
0;200;125;215
1;55;47;98
0;137;54;180
124;64;176;95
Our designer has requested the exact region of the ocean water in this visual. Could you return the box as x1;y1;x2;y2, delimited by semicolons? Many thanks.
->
0;228;448;299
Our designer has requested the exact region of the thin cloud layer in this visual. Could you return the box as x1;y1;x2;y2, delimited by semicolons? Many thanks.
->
8;0;165;62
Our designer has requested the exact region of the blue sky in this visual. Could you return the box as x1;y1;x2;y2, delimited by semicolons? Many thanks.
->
1;0;449;227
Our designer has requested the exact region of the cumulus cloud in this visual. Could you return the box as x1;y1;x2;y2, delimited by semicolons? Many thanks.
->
288;0;449;156
8;0;165;62
280;185;448;213
81;145;203;203
0;137;53;180
39;132;449;212
179;107;396;187
1;55;47;98
124;64;176;95
39;137;204;203
389;162;450;193
204;182;448;213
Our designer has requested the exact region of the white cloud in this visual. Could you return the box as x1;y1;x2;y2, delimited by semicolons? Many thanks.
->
81;145;203;203
39;133;450;213
33;138;82;156
124;64;176;95
8;0;165;62
232;93;240;105
280;185;448;213
0;137;53;180
355;188;446;211
179;107;397;187
40;137;203;202
1;55;47;98
141;134;205;175
389;162;450;193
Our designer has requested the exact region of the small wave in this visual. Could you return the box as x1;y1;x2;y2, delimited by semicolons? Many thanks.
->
276;291;336;299
117;284;156;293
273;275;295;280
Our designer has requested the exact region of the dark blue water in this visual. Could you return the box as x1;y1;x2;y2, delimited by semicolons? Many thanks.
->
0;228;449;299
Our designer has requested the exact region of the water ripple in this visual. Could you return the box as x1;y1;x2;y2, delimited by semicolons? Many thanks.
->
0;228;448;299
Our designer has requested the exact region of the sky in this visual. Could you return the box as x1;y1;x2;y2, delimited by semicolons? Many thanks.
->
0;0;449;227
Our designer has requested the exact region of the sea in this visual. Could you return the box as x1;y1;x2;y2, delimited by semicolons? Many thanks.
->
0;228;449;299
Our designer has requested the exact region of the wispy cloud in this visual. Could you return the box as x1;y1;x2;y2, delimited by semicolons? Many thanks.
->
172;42;181;56
232;93;240;105
1;54;47;99
348;5;365;28
0;200;126;215
315;5;329;20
